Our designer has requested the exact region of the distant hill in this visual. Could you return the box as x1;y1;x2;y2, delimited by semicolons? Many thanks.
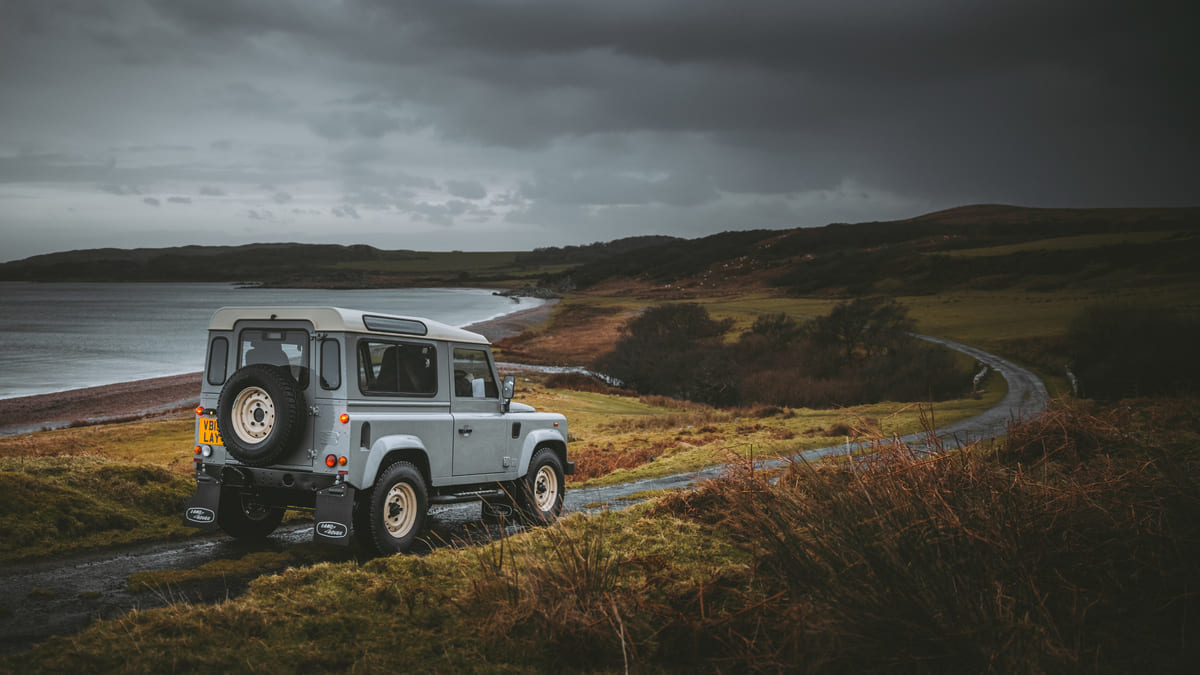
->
0;243;394;286
2;206;1197;294
0;236;681;287
514;235;681;266
558;205;1200;296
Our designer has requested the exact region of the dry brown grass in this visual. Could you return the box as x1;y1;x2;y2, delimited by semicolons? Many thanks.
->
495;301;635;366
645;398;1200;672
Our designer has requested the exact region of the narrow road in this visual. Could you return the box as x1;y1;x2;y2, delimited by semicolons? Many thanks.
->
0;336;1048;653
565;334;1049;510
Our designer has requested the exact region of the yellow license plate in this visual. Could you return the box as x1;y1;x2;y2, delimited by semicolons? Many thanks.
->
198;417;224;446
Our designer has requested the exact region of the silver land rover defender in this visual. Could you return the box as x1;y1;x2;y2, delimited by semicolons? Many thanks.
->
182;306;572;554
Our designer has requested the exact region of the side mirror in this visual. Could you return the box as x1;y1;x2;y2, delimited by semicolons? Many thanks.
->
501;375;515;413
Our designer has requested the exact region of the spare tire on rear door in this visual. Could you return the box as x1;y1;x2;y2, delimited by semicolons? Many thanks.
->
218;364;307;466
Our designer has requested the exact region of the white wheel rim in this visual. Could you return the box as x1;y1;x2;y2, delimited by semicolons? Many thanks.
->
383;482;418;538
230;386;275;444
533;465;559;512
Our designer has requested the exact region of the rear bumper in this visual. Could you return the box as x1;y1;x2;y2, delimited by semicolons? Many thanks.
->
184;463;355;547
197;462;340;506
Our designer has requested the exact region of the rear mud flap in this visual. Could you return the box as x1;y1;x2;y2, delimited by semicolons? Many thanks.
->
314;483;356;546
183;477;221;531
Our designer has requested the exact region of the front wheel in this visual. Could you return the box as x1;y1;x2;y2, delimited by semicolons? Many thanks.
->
217;489;285;539
364;462;428;555
519;448;565;525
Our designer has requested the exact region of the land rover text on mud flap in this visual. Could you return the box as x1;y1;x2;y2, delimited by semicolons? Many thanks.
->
183;306;572;554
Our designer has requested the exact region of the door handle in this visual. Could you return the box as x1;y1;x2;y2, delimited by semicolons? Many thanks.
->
458;425;473;436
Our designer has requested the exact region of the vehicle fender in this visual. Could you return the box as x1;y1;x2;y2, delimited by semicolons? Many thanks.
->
357;434;429;489
518;428;568;475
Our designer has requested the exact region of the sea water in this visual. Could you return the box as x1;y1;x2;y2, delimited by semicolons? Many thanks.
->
0;282;540;399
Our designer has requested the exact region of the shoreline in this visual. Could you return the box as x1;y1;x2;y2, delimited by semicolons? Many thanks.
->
0;299;559;436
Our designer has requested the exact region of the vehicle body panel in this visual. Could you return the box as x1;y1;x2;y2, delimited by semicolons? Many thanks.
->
185;306;571;546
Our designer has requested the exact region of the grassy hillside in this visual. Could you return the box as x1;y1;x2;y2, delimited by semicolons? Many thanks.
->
559;205;1200;297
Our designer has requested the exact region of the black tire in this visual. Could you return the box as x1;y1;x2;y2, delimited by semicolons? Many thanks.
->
217;489;285;539
217;364;306;467
519;448;565;525
364;462;428;555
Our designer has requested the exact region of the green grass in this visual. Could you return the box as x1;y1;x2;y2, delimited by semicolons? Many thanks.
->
127;545;335;593
688;284;1200;355
555;374;1007;488
8;507;749;673
0;454;195;564
0;414;195;465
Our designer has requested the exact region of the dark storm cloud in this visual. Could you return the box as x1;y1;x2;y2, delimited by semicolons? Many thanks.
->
139;0;1186;209
142;197;160;207
0;0;1195;262
353;0;1189;206
167;196;191;204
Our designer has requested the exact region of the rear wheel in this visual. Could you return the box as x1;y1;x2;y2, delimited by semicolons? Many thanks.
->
217;489;285;539
364;462;428;555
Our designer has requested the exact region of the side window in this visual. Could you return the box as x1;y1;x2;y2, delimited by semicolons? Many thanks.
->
452;347;497;398
239;329;309;388
357;340;437;396
320;339;341;390
206;337;229;386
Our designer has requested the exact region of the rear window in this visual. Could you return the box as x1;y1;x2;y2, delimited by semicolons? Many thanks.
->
357;340;437;396
206;337;229;386
239;328;309;388
320;338;341;390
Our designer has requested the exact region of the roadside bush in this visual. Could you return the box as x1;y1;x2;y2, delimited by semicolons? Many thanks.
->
858;338;965;402
808;296;916;368
600;300;968;408
596;303;738;406
1068;304;1200;399
649;399;1200;672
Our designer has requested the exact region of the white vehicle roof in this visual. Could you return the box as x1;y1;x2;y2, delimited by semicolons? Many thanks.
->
208;306;490;345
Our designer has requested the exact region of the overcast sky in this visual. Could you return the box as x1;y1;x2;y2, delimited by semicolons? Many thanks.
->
0;0;1195;261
